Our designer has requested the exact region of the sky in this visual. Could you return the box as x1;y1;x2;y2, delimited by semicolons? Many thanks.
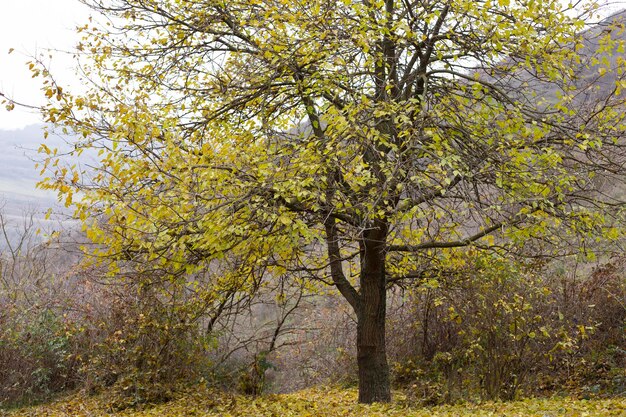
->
0;0;89;130
0;0;90;229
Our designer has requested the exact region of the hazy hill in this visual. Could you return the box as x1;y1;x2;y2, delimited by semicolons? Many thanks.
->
0;124;70;242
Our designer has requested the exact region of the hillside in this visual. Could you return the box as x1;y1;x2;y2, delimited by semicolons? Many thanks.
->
0;125;72;243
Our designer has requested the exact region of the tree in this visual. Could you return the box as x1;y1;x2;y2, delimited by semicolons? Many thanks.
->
31;0;626;403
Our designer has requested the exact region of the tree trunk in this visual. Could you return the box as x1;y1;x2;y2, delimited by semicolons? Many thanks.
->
357;221;391;403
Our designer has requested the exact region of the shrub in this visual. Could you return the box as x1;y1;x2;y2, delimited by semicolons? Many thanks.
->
388;251;612;402
0;308;76;407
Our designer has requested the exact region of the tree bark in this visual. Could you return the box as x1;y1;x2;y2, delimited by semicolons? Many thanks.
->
356;220;391;403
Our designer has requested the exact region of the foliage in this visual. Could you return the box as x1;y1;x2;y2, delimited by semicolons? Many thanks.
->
543;257;626;397
389;252;578;402
388;252;625;403
0;206;312;407
2;209;620;407
4;387;626;417
0;308;74;407
0;211;81;407
73;275;213;408
25;0;626;402
55;259;306;406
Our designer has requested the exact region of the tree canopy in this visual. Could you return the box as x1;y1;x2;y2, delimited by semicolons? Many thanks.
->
31;0;626;403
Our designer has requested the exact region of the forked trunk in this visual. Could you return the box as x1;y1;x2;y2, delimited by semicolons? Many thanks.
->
324;216;391;403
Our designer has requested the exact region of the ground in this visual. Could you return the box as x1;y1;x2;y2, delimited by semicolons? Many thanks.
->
3;387;625;417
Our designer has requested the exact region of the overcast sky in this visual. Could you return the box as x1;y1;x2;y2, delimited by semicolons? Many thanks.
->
0;0;89;130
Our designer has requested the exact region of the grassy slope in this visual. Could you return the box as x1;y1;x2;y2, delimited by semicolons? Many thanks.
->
4;388;625;417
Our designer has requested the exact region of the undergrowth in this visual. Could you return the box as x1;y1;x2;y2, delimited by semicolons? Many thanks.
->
3;387;625;417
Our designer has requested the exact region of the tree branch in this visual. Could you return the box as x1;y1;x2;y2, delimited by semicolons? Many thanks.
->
324;217;360;311
388;218;520;252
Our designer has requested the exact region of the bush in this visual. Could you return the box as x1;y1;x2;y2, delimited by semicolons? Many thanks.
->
61;267;218;409
388;251;624;403
0;211;82;407
0;308;76;407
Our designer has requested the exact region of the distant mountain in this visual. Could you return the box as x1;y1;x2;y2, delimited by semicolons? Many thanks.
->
0;125;70;243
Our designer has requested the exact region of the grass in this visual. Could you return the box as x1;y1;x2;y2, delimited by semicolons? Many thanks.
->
3;387;625;417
